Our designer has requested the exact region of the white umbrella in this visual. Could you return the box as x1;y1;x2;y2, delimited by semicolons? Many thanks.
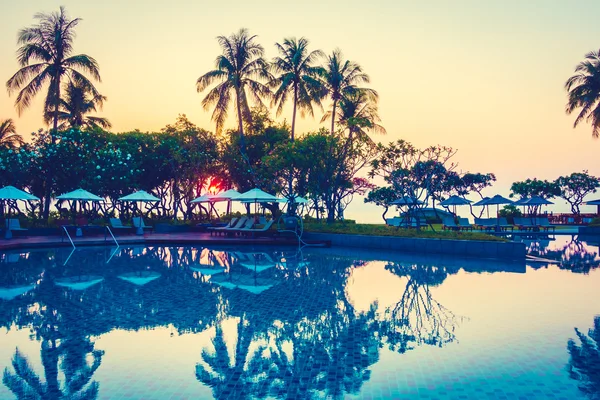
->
276;196;308;204
213;189;241;201
0;284;35;301
190;194;219;203
118;271;161;286
119;191;160;234
233;188;278;203
55;276;104;290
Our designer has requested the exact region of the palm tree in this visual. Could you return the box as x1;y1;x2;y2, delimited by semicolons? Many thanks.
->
319;49;376;135
321;90;385;141
0;119;24;149
6;6;102;137
270;37;324;141
196;28;271;152
565;49;600;138
43;80;111;130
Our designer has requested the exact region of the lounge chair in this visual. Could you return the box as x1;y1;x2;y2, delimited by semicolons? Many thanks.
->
514;217;535;231
110;218;133;232
238;220;275;237
211;217;247;236
536;217;556;232
385;217;401;227
458;218;473;231
132;217;153;233
207;218;238;236
228;218;256;235
5;219;27;232
442;217;459;231
497;217;514;232
474;218;495;231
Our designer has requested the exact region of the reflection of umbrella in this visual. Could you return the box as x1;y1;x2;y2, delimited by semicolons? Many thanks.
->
119;191;160;234
239;252;278;273
439;195;472;215
210;273;278;294
55;275;104;290
0;284;35;301
118;271;161;286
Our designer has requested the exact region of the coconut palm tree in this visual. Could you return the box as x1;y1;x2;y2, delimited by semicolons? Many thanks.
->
319;49;376;135
43;80;111;130
6;7;102;137
270;37;324;141
565;49;600;138
321;90;386;142
196;28;271;152
0;118;24;149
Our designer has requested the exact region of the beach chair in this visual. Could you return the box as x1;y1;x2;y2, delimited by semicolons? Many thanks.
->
211;217;247;236
458;218;473;231
498;217;514;232
5;219;27;232
110;218;133;232
442;217;459;231
536;217;556;232
474;218;495;231
207;217;238;235
514;217;534;231
238;220;275;237
229;218;256;235
132;217;153;233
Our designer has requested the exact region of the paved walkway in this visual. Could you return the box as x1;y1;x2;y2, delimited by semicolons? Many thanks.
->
0;232;308;251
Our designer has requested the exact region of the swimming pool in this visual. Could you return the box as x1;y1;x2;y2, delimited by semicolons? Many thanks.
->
0;239;598;399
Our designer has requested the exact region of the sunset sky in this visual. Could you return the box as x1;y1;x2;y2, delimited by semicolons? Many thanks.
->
1;0;600;221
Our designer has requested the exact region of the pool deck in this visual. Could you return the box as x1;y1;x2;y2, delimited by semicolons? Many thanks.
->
0;232;314;251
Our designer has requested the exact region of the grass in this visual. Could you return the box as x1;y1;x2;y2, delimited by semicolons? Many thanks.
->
303;222;507;242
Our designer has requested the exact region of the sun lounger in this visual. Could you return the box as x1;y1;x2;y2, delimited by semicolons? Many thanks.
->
497;217;514;232
5;219;27;232
228;218;256;235
514;217;535;231
207;218;238;235
385;217;401;227
238;220;275;237
474;218;495;231
110;218;133;232
458;218;473;231
536;217;556;232
442;217;459;231
211;217;247;236
132;217;153;233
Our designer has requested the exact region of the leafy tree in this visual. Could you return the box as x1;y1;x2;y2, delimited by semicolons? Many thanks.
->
319;49;376;135
565;49;600;138
196;28;271;152
510;178;561;199
6;6;101;219
43;80;111;130
322;89;385;141
270;37;324;140
0;119;24;149
364;186;396;222
556;171;600;214
567;316;600;399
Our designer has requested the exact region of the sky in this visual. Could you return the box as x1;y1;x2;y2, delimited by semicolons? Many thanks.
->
1;0;600;222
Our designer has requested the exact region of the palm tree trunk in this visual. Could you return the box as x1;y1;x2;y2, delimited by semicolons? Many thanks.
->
287;86;298;214
291;85;298;141
43;78;61;221
330;99;337;135
235;88;245;154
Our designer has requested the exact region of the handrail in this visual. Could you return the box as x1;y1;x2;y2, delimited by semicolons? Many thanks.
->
62;226;76;249
105;226;119;247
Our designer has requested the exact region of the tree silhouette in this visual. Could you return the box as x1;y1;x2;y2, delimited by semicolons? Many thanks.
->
567;316;600;399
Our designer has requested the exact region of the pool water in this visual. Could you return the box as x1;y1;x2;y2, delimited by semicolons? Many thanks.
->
0;239;598;399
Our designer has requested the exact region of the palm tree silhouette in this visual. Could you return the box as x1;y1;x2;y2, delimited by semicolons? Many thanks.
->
270;37;324;141
319;49;376;135
0;119;24;149
196;28;271;153
6;7;101;137
565;49;600;138
43;80;111;130
567;316;600;399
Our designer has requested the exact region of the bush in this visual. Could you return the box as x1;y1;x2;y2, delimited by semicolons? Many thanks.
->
499;205;522;224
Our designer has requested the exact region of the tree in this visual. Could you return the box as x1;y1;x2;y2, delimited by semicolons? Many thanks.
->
270;37;324;141
364;186;396;223
43;80;111;130
196;28;271;153
321;90;386;141
6;6;102;220
6;7;101;137
556;171;600;214
565;49;600;138
567;316;600;399
319;49;376;135
510;178;561;199
0;119;24;149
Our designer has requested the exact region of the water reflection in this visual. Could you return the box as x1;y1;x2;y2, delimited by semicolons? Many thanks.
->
567;316;600;399
0;245;542;398
524;236;600;274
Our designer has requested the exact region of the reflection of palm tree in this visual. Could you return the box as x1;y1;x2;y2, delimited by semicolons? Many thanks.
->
196;316;270;399
567;316;600;399
381;263;461;351
3;337;103;399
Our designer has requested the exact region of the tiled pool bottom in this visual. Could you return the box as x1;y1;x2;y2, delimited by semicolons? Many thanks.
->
0;244;598;399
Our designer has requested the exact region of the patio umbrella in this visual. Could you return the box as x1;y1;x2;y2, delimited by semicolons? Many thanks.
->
439;195;472;215
118;271;161;286
485;195;514;217
585;198;600;215
191;194;220;218
390;196;424;206
55;275;104;290
473;197;491;218
522;196;554;223
0;186;40;238
212;189;241;214
119;190;160;234
233;188;278;216
56;189;104;233
0;284;35;301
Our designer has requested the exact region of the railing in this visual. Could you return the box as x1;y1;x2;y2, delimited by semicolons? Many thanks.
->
62;226;76;249
105;226;119;247
546;213;596;225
